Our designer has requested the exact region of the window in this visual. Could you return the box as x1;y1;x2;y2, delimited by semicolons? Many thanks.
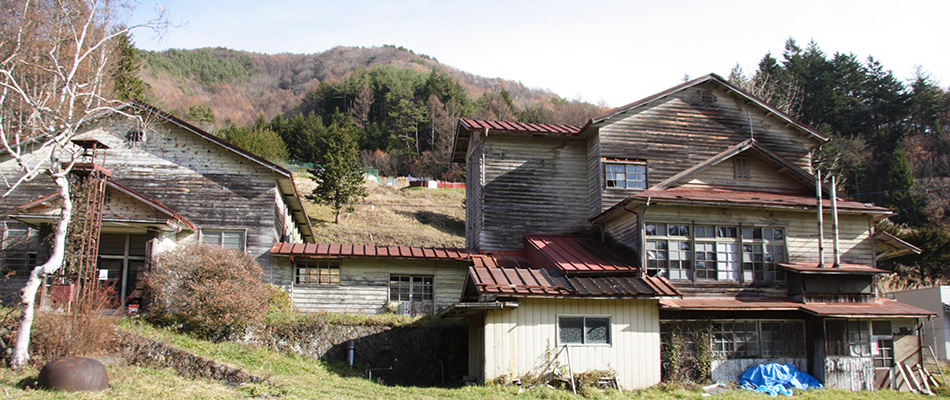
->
741;228;786;283
559;316;610;345
705;320;805;359
734;157;751;179
826;320;871;357
296;260;340;285
126;128;145;144
1;224;39;276
200;230;245;251
389;275;433;302
605;162;646;189
645;223;786;283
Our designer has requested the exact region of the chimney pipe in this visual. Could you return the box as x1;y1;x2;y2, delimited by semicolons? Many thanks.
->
816;170;825;268
831;175;840;268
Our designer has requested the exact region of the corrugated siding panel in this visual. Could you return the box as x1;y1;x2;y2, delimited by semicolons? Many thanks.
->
597;83;814;212
480;298;660;389
480;136;589;251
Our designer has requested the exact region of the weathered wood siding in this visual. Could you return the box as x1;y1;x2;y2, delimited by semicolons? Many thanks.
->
465;131;485;250
603;209;640;253
480;135;589;251
825;356;874;390
586;133;603;219
479;298;661;390
683;153;809;192
596;82;816;212
272;257;468;314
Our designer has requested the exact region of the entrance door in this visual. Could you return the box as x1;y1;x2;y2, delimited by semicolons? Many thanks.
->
872;321;895;389
97;233;148;308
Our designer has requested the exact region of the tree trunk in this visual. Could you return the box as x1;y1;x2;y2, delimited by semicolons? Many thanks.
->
10;174;72;369
335;208;341;224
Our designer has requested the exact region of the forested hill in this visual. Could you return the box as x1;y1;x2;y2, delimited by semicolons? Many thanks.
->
138;45;601;128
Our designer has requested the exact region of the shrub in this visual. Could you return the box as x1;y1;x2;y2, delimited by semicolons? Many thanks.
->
30;284;119;365
145;244;269;337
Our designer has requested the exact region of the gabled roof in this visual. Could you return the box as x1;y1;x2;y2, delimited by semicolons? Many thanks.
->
113;101;315;243
452;118;582;163
15;178;196;232
649;138;818;192
583;73;829;144
874;231;922;260
268;242;472;260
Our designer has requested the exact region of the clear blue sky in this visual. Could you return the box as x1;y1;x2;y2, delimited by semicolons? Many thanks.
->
130;0;950;108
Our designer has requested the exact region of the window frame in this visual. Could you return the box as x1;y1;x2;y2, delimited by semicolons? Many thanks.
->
645;222;787;284
295;259;341;285
603;161;647;190
389;274;434;302
558;315;612;346
199;229;247;252
1;223;39;277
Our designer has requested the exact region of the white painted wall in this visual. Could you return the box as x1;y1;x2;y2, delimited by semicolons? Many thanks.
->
893;286;949;360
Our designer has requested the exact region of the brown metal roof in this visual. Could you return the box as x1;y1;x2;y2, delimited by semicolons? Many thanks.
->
801;299;936;318
470;266;572;296
565;275;680;297
660;297;803;311
626;187;891;215
269;242;472;260
458;118;581;136
468;264;679;298
524;234;638;274
778;262;890;275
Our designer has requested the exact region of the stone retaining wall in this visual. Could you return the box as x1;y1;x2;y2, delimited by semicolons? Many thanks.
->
117;331;263;385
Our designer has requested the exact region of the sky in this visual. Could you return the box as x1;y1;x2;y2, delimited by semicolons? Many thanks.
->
129;0;950;108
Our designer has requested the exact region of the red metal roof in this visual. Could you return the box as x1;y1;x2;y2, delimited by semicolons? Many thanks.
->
269;242;472;260
660;297;803;311
778;262;890;275
458;118;581;136
524;234;638;274
470;266;572;296
801;299;935;318
628;187;891;215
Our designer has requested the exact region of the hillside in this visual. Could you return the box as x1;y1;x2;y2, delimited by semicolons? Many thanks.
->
139;45;599;127
297;178;465;248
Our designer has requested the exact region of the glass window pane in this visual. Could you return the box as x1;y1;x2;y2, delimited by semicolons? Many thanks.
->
560;317;584;344
586;318;610;344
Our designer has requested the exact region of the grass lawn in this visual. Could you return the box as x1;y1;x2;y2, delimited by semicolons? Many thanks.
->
1;319;947;399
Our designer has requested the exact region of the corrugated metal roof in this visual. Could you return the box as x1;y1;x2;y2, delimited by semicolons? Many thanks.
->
524;234;638;274
468;265;679;298
778;262;890;275
458;118;581;136
269;242;472;260
470;266;572;296
627;187;891;215
801;299;936;318
660;297;803;311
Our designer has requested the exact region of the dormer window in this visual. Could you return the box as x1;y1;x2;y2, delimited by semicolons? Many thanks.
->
604;161;647;189
126;128;145;144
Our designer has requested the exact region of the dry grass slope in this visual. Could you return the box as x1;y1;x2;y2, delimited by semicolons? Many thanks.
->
297;178;465;248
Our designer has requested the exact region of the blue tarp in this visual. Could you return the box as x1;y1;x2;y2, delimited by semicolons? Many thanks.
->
739;363;823;396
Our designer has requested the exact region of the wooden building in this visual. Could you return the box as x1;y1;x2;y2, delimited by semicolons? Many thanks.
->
449;74;933;390
0;101;314;307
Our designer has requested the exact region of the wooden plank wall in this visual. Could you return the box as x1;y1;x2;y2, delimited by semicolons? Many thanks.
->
272;257;468;315
684;153;809;192
596;82;816;212
465;132;485;250
480;298;661;390
479;135;589;251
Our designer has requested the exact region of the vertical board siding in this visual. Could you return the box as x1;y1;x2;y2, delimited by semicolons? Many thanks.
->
481;298;661;390
596;83;815;212
480;136;589;251
273;257;468;315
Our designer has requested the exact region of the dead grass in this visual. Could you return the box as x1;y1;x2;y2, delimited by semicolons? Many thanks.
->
297;177;465;247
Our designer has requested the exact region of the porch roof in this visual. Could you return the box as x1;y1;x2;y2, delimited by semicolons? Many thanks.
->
660;297;802;311
801;299;936;318
778;262;890;275
622;187;891;215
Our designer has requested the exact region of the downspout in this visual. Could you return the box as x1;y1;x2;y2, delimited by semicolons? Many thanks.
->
816;170;825;268
637;201;650;278
831;175;840;268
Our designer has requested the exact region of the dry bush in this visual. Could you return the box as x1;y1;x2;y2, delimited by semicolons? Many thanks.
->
29;285;119;366
145;244;270;337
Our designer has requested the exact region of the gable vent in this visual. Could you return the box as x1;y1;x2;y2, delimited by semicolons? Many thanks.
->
734;157;750;179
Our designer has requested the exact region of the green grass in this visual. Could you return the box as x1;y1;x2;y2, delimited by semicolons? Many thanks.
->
263;310;463;327
4;319;947;399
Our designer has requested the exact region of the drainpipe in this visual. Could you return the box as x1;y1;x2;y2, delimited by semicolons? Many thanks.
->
816;170;825;268
831;175;840;268
346;340;355;367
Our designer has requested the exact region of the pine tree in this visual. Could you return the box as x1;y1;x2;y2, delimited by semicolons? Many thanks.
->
111;32;146;101
307;114;367;224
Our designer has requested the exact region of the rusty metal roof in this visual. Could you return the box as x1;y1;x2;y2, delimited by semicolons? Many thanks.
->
269;242;472;260
458;118;581;136
468;265;679;298
801;299;935;318
566;274;680;296
470;266;573;296
524;234;638;274
778;262;890;275
625;187;891;215
660;297;803;311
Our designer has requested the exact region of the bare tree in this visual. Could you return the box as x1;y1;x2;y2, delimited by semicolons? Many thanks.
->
0;0;165;368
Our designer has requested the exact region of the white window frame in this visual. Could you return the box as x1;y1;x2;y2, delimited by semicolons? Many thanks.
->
557;315;612;346
295;259;341;285
604;161;647;190
199;229;247;252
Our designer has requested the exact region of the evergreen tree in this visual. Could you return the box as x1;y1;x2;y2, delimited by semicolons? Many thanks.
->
111;32;146;101
307;114;367;224
219;124;289;163
885;146;927;227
